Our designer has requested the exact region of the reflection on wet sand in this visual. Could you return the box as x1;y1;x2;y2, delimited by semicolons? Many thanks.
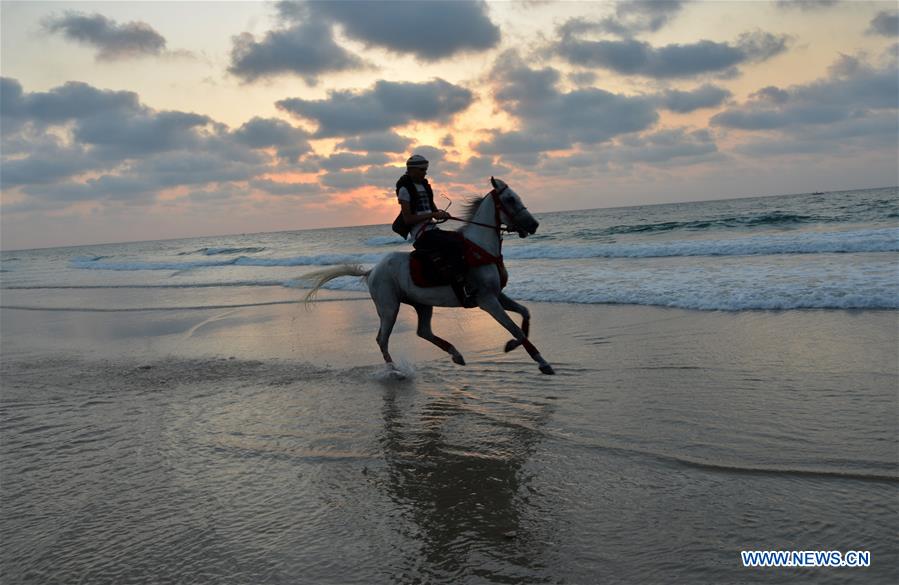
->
379;383;556;583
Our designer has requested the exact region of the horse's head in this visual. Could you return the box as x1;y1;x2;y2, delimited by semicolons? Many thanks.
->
490;177;539;238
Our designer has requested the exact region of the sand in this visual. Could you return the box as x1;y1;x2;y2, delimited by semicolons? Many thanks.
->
2;296;897;584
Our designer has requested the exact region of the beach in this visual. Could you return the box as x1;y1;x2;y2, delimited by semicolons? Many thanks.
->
4;0;898;580
2;292;896;584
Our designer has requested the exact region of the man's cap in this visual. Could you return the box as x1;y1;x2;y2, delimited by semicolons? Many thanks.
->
406;154;429;169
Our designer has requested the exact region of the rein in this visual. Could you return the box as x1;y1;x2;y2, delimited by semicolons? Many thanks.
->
444;189;515;233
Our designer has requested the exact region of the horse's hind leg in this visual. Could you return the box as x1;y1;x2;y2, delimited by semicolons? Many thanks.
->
478;296;554;374
498;293;530;353
413;304;465;365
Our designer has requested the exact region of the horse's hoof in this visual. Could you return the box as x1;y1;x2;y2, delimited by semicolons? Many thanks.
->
452;355;466;365
539;364;555;375
504;339;521;353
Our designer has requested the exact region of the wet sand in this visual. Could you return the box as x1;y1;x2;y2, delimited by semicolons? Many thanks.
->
1;296;897;584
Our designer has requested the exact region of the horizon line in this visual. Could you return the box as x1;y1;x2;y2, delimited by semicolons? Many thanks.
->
2;184;894;253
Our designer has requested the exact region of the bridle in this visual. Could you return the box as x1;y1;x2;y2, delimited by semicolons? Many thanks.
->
444;185;524;236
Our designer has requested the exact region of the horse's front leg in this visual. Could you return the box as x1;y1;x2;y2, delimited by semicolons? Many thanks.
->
498;292;529;353
478;296;554;375
413;304;465;365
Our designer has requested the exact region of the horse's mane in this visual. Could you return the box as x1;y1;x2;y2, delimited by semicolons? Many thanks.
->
457;194;489;226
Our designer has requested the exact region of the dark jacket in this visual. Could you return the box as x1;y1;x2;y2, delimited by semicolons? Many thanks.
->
391;174;436;238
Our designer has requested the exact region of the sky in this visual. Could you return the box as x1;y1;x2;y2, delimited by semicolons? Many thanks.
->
1;0;897;250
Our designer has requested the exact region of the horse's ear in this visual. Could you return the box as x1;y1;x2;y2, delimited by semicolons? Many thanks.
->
490;176;498;189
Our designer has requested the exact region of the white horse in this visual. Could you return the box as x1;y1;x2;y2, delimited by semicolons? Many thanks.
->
304;177;555;375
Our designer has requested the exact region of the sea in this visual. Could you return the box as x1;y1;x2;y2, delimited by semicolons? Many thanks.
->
2;186;897;312
2;186;898;584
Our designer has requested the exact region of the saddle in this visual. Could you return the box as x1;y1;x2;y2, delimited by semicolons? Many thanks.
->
409;234;508;295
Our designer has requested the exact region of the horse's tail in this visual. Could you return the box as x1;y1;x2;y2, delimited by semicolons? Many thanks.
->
303;264;370;305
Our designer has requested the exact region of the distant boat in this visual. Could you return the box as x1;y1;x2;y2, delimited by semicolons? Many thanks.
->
811;191;824;195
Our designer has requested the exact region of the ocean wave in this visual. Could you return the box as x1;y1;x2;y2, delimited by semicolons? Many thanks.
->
504;227;899;260
67;228;897;272
308;278;899;310
3;281;288;290
0;297;368;312
71;255;110;262
18;259;899;310
70;253;388;271
510;288;899;311
308;256;899;311
284;276;369;292
593;211;820;237
178;247;267;256
363;236;408;247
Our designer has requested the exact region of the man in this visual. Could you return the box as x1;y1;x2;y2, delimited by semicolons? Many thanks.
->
394;154;473;306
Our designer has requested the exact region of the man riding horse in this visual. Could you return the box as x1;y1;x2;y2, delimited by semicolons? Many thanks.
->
308;174;556;374
392;154;475;306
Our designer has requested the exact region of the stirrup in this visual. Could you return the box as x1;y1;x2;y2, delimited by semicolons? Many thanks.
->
450;282;476;308
461;285;478;308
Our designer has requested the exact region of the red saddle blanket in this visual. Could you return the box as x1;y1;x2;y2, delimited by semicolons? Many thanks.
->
410;238;508;289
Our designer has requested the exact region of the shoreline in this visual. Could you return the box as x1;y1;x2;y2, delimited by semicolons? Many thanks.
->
3;294;896;377
2;293;898;313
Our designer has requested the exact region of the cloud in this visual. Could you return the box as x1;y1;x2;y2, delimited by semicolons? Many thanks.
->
444;155;513;186
20;174;159;204
276;79;474;137
749;86;790;104
711;54;898;158
228;20;369;84
232;117;312;161
42;11;167;60
2;142;99;188
71;110;214;162
535;127;719;176
249;178;320;196
613;128;719;164
553;30;789;78
319;152;391;171
1;78;140;125
659;84;732;112
733;110;898;157
129;151;260;187
474;52;658;156
336;131;412;153
568;71;598;87
569;0;688;38
304;0;500;61
319;164;403;191
867;11;899;38
774;0;839;10
1;78;285;212
712;55;898;131
1;79;213;185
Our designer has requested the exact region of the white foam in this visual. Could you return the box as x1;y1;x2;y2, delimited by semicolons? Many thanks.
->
501;255;899;310
375;360;417;382
70;253;387;271
69;228;897;273
503;227;899;260
363;236;408;247
283;275;369;292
